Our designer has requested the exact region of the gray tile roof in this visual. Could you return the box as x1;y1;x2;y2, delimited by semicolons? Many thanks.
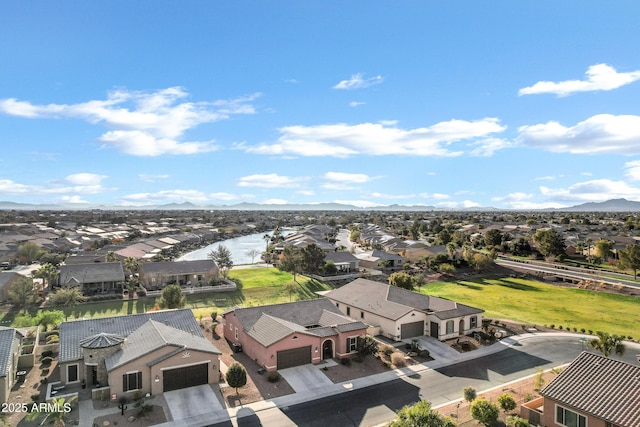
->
0;327;20;379
79;333;125;349
140;260;217;276
324;252;358;263
325;278;483;320
230;299;367;347
0;271;20;292
59;309;204;363
105;320;220;371
541;352;640;427
59;262;125;285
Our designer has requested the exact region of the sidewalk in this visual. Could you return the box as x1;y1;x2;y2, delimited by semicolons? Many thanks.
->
80;333;640;426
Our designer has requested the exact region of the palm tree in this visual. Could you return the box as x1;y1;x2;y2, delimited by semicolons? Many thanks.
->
263;234;271;252
589;331;626;357
35;262;58;290
105;251;119;262
26;395;77;427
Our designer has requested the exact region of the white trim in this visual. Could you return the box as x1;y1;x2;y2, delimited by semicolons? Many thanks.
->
160;360;211;371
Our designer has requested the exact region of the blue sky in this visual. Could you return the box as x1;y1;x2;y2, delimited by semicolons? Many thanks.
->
1;2;640;209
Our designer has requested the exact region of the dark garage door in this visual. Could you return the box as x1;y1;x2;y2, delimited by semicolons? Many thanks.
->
400;321;424;339
163;363;208;392
277;346;311;369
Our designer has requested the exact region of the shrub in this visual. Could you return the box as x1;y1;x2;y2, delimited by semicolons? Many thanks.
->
498;393;517;412
45;331;59;338
391;352;406;367
31;393;40;402
380;344;395;356
46;335;59;344
506;415;530;427
137;403;153;418
137;290;146;297
580;328;586;333
417;349;430;358
588;329;593;335
41;356;53;365
211;311;218;321
470;398;499;426
41;350;53;358
341;358;351;366
41;368;49;375
550;324;555;329
558;325;563;330
463;386;477;402
267;372;281;383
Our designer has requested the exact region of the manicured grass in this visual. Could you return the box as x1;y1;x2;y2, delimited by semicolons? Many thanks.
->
420;277;640;337
0;268;334;325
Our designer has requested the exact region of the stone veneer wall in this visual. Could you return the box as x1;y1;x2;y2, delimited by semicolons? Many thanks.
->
82;343;122;387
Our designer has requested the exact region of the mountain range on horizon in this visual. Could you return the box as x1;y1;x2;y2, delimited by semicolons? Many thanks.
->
1;198;640;212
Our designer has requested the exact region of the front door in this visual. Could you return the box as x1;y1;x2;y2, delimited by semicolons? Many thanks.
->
430;321;439;338
90;366;97;386
322;340;333;360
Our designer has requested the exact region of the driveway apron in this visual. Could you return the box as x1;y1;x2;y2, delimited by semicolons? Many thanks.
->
279;363;334;393
163;384;223;420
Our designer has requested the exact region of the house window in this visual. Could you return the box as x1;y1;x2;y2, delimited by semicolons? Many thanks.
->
67;364;78;383
556;405;587;427
347;337;357;353
346;307;351;316
470;316;477;328
446;320;454;334
123;372;142;392
360;311;364;319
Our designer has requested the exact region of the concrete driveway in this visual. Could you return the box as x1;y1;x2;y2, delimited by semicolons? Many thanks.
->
163;384;224;420
279;362;336;393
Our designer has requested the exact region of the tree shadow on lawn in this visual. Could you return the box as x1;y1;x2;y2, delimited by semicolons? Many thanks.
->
493;278;542;292
455;281;482;290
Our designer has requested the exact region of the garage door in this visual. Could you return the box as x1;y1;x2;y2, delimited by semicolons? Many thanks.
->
400;321;424;339
163;363;208;392
277;346;311;369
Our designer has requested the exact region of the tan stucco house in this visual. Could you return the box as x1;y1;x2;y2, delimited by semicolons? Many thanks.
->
325;278;483;341
222;299;368;372
59;262;125;296
59;309;221;399
522;351;640;427
138;259;219;290
0;327;23;404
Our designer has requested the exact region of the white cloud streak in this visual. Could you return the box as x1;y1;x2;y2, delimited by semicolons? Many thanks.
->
237;174;308;188
333;73;383;90
0;87;260;156
518;114;640;154
519;64;640;96
540;179;640;202
244;119;506;158
0;174;111;197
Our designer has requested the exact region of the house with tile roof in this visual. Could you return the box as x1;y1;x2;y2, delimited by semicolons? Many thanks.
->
59;262;125;296
324;278;483;341
323;251;359;273
0;327;23;404
58;309;221;398
138;259;218;290
521;351;640;427
222;299;368;372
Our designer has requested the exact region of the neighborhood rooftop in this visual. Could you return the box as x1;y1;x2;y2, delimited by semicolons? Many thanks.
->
0;327;20;379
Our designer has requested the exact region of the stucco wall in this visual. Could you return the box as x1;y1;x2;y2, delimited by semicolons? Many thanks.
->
437;314;483;341
542;399;606;427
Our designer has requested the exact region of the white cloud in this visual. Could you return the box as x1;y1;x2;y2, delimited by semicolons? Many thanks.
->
519;63;640;96
139;174;169;182
349;101;365;107
435;200;481;209
262;199;289;205
64;173;107;186
60;195;89;204
491;192;533;202
296;190;315;196
0;174;111;197
208;192;255;201
244;118;506;158
0;88;260;156
122;189;209;203
534;175;563;181
507;201;568;209
624;161;640;181
540;179;640;202
237;174;308;188
365;192;416;200
518;114;640;154
469;138;512;157
419;192;450;200
324;172;373;183
333;73;383;90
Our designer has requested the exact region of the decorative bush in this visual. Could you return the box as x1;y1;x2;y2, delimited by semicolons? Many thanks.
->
41;368;49;376
380;344;395;356
391;352;406;367
137;290;146;297
46;335;59;344
31;393;40;402
41;350;53;358
45;331;59;338
267;372;281;383
418;349;430;358
550;324;555;329
41;356;53;365
340;358;351;366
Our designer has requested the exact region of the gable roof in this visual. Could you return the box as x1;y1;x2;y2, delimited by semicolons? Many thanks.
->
324;252;358;264
325;278;483;320
541;351;640;427
0;271;20;291
105;320;220;371
140;260;217;276
59;309;205;363
229;299;367;347
59;262;125;285
0;327;21;379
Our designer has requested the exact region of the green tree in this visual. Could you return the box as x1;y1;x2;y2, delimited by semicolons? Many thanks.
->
618;244;640;279
157;284;186;309
323;261;338;275
225;362;247;395
463;386;477;403
594;239;613;262
36;310;65;331
505;415;530;427
301;243;325;274
123;256;141;277
388;272;415;290
484;229;503;248
470;398;499;426
283;282;297;302
438;263;456;275
208;245;234;278
532;229;566;259
105;251;119;262
390;400;457;427
469;253;493;271
497;393;517;413
278;246;304;283
35;262;58;289
47;287;87;318
588;331;626;357
356;335;379;359
8;276;38;313
26;395;77;427
16;242;43;264
349;230;361;242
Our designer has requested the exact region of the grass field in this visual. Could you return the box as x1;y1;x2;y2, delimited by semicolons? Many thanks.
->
420;277;640;337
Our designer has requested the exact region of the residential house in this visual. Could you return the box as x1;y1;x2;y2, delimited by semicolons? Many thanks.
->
0;271;22;302
323;252;359;273
138;260;219;290
58;309;221;398
521;351;640;427
325;278;483;341
355;250;405;272
0;327;23;404
222;299;368;372
59;262;125;295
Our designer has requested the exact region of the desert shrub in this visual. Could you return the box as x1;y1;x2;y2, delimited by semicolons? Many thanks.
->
31;393;40;402
463;386;477;402
550;324;555;329
380;344;395;356
41;356;53;365
498;393;517;412
41;368;49;376
46;335;59;344
580;328;586;333
506;415;530;427
136;290;146;297
417;349;430;358
41;350;53;358
390;352;406;367
341;358;351;366
45;331;59;338
267;372;281;383
137;403;153;418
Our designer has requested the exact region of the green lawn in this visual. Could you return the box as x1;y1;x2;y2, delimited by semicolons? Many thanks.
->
420;277;640;337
